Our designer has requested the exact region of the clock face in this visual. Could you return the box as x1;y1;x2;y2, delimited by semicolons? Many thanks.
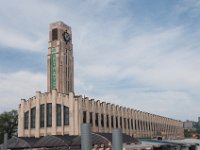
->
63;31;71;44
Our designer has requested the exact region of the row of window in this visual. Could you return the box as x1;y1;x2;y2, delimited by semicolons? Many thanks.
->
24;104;69;129
83;111;176;132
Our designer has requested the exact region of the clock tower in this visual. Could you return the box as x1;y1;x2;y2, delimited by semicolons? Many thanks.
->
47;21;74;94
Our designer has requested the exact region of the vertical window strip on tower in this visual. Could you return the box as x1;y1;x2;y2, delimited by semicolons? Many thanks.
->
51;48;56;90
64;106;69;125
31;107;36;128
40;104;45;128
24;111;29;129
56;104;61;126
47;103;52;127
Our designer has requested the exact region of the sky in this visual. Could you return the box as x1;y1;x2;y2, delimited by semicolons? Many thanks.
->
0;0;200;121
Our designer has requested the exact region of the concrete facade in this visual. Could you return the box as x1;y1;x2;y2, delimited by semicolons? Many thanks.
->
18;90;184;139
18;21;184;139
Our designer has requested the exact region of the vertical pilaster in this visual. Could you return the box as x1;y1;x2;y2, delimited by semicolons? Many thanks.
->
35;91;41;137
52;90;57;135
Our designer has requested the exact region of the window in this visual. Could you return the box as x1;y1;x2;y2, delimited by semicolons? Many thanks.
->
124;118;126;129
120;117;122;128
116;117;118;128
90;112;93;126
131;119;133;130
64;106;69;125
101;114;104;127
47;103;52;127
31;107;36;128
24;111;29;129
111;116;114;128
83;111;86;123
95;113;98;126
106;115;109;127
40;104;45;128
52;28;58;41
56;104;61;126
127;119;130;129
135;120;137;130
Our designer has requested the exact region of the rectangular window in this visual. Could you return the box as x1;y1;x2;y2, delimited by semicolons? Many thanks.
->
101;114;104;127
47;103;52;127
52;28;58;41
120;117;122;128
135;120;137;130
83;111;87;123
64;106;69;125
111;116;114;128
127;119;130;129
40;104;45;128
131;119;133;130
31;107;36;128
95;113;98;126
24;111;29;129
90;112;93;126
56;104;61;126
124;118;126;129
106;115;109;128
116;117;118;128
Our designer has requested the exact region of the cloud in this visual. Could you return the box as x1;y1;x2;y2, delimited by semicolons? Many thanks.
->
0;71;46;113
175;0;200;17
0;0;200;121
0;28;46;52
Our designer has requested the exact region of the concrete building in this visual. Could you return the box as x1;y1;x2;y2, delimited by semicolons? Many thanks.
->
18;21;184;139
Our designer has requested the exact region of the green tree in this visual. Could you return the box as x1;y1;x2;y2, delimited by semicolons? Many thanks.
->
0;110;18;144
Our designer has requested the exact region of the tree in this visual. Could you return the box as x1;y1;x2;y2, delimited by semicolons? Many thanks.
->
0;110;18;144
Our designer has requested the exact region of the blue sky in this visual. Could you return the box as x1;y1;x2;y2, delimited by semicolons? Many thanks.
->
0;0;200;121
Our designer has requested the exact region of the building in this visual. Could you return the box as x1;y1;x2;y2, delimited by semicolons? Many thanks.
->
183;120;195;131
18;21;184;139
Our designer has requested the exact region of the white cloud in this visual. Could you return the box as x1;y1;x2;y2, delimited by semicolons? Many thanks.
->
123;91;199;121
0;28;46;52
0;71;46;113
0;0;200;121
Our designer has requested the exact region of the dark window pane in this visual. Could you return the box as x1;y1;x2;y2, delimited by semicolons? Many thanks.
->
127;119;130;129
90;112;93;126
101;114;104;127
135;120;137;130
131;119;133;130
24;111;29;129
56;104;61;126
120;117;122;128
106;115;109;127
83;111;86;123
40;104;45;128
64;106;69;125
47;103;52;127
116;117;118;128
111;116;114;128
124;118;126;129
52;28;58;41
95;113;98;126
31;107;36;128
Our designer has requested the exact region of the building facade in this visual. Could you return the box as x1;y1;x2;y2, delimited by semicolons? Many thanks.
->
18;21;184;139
